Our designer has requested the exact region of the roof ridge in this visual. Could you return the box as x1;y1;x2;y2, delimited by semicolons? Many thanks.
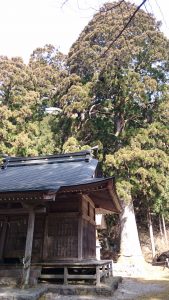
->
1;150;92;169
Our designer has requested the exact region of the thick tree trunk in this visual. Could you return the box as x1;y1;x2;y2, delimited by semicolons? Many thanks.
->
159;215;165;246
159;215;163;238
119;201;144;264
162;214;168;247
147;211;156;260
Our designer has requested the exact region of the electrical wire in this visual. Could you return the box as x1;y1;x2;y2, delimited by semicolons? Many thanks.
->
100;0;147;58
154;0;169;31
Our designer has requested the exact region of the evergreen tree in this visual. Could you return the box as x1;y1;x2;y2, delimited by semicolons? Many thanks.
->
0;45;66;156
56;1;169;264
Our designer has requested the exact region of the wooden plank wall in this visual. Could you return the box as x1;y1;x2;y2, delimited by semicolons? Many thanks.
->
0;214;45;263
4;215;27;260
46;215;78;259
43;196;80;260
0;194;97;262
32;215;45;262
82;196;96;259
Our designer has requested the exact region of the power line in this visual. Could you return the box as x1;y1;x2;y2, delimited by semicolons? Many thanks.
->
146;0;154;15
144;2;152;15
143;1;167;57
101;0;147;58
154;0;169;31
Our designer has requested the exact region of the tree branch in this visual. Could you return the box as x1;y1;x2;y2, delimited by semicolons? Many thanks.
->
60;0;69;9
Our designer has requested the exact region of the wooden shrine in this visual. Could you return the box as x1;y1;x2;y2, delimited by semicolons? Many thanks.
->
0;150;121;286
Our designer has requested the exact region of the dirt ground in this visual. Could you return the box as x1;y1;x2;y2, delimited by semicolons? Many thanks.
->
112;264;169;300
1;263;168;299
43;264;169;300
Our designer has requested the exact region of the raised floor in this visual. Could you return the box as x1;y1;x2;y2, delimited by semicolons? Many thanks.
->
0;260;113;286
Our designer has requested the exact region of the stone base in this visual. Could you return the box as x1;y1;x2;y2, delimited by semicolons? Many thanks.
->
0;266;42;287
46;277;121;297
0;277;122;299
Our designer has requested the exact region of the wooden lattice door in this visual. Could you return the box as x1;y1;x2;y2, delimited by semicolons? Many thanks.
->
3;215;27;262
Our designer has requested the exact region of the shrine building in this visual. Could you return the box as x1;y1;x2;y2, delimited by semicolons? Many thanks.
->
0;150;121;286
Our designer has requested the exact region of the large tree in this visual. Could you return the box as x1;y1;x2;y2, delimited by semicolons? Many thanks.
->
56;1;169;264
0;45;65;156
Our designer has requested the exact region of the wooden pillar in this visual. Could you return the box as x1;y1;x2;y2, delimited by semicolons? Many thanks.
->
42;215;48;260
102;265;106;282
64;267;68;284
78;197;83;260
78;217;83;260
96;265;100;286
0;217;8;262
23;210;35;287
110;261;113;277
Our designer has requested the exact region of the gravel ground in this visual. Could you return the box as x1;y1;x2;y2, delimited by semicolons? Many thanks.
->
111;278;168;300
112;264;169;300
0;265;168;299
43;265;169;300
44;279;168;300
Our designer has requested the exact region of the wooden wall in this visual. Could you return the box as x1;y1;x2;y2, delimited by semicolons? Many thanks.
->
44;214;78;260
0;214;45;263
0;193;97;263
3;215;27;261
82;196;96;259
32;215;45;262
42;195;96;261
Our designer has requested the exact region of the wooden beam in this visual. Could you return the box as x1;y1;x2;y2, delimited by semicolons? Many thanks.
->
0;217;8;262
96;265;101;286
78;198;83;260
83;194;95;208
64;267;68;284
0;208;46;215
78;217;83;260
107;181;122;212
23;210;35;287
42;216;48;260
43;193;56;201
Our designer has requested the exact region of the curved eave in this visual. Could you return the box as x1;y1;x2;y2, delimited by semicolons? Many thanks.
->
58;177;122;213
0;177;122;213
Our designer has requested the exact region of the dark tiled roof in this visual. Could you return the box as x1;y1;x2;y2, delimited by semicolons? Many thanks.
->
0;151;98;193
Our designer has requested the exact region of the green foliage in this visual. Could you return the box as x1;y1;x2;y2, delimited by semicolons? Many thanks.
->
62;137;81;153
105;122;169;210
57;1;169;151
57;1;169;214
0;45;65;156
0;1;169;218
62;137;90;153
29;44;66;107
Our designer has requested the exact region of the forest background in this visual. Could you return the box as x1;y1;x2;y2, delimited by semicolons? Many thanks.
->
0;0;169;264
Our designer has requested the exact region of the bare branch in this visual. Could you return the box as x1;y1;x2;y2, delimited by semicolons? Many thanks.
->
100;0;125;13
60;0;69;9
61;0;124;13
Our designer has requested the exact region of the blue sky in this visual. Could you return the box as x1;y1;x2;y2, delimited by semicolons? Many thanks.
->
0;0;168;63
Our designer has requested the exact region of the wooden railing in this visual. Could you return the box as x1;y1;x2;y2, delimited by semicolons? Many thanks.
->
37;260;113;286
